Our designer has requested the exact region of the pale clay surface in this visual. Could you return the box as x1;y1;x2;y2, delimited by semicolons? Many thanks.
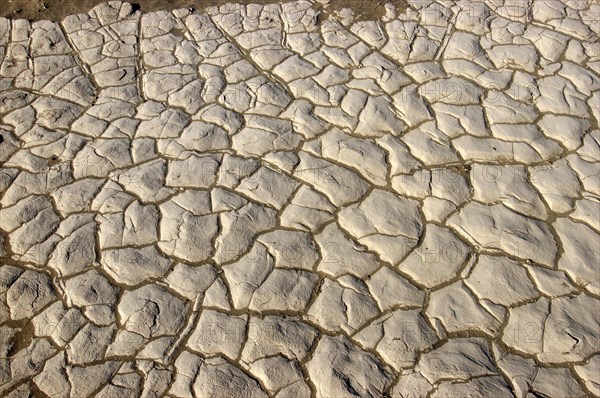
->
0;0;599;397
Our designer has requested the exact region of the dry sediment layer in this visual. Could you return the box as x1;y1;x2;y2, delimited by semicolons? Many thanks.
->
0;0;599;397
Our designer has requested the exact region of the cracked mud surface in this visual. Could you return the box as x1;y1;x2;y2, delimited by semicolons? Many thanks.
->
0;0;599;397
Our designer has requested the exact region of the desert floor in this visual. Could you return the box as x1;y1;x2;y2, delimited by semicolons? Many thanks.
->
0;0;599;397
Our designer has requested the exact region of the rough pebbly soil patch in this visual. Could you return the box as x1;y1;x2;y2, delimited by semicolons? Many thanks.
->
1;0;408;21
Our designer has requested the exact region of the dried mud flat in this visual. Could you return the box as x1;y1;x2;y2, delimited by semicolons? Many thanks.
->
0;0;599;397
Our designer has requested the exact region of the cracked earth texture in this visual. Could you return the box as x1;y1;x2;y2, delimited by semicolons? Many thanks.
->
0;0;599;397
